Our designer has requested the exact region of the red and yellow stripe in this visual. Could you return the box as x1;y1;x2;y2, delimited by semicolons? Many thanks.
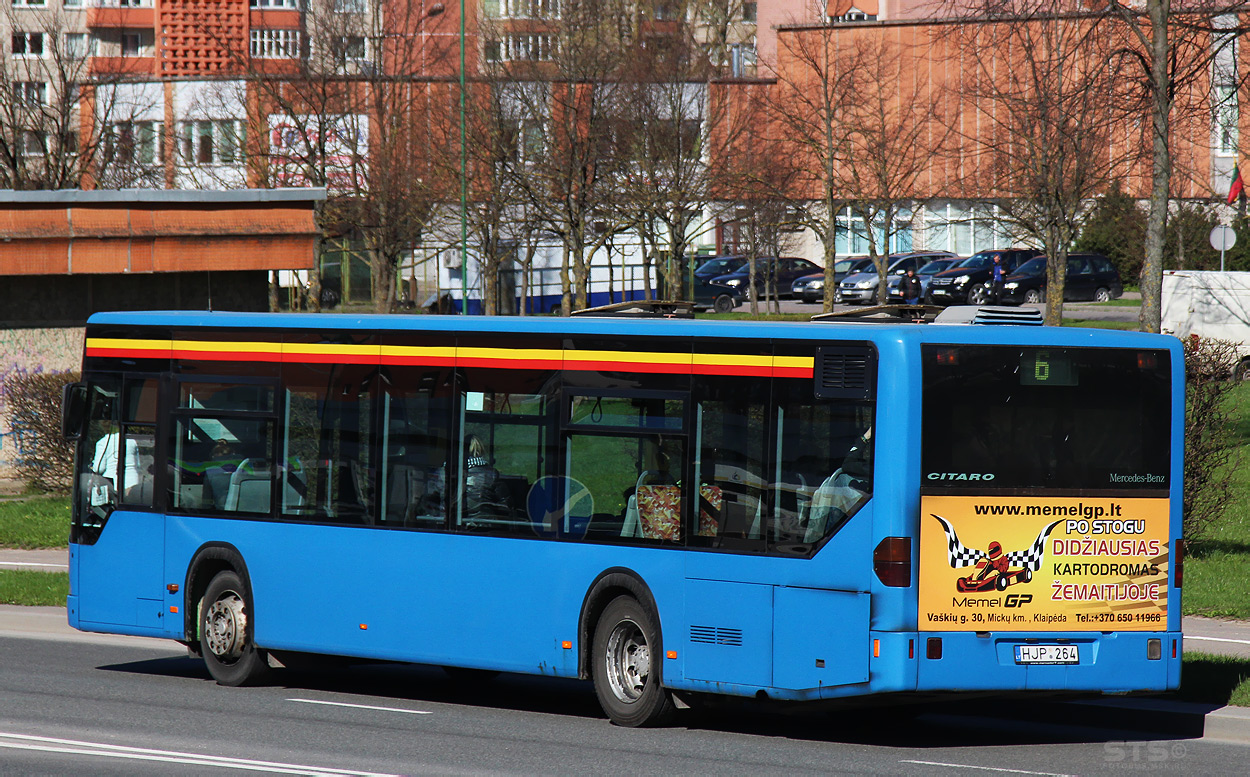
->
86;337;814;378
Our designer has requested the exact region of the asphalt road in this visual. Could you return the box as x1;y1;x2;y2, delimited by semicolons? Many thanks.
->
0;624;1247;776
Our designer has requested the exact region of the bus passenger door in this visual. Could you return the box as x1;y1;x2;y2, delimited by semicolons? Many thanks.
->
72;377;167;632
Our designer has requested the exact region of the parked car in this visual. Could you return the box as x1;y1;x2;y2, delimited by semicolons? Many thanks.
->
694;255;746;281
927;248;1038;306
999;253;1123;305
838;251;958;305
691;277;745;313
711;256;822;299
791;256;873;303
886;255;963;303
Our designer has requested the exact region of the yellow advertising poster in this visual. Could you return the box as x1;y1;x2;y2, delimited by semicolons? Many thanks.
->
918;495;1170;632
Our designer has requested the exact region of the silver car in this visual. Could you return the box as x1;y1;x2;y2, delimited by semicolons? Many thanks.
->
838;252;956;305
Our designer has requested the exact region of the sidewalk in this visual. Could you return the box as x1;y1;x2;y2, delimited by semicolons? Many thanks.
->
0;548;67;572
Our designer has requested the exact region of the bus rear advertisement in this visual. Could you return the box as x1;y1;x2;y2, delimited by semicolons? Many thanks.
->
63;310;1183;726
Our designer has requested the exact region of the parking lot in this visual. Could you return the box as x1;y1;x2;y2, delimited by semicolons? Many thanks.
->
766;292;1141;323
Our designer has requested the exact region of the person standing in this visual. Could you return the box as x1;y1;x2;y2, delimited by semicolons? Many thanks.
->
990;254;1005;304
901;266;923;305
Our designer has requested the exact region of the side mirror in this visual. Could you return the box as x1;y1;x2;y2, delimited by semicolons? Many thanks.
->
62;382;86;441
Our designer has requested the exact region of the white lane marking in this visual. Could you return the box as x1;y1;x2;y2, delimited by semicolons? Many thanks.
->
0;732;400;776
0;562;67;569
900;761;1074;776
289;698;433;715
1186;635;1250;646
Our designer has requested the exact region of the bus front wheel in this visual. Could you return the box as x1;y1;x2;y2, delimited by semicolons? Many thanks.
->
592;596;675;727
200;570;269;687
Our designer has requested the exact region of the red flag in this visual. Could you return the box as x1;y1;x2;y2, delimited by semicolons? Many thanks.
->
1228;162;1245;205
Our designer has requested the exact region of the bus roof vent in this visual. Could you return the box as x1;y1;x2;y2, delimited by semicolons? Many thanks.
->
933;305;1045;326
814;346;875;400
570;300;695;318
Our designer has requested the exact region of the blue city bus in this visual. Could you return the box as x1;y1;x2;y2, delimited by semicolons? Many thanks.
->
62;310;1183;726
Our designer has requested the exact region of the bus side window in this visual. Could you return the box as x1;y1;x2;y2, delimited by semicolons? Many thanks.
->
454;384;548;536
379;372;453;529
692;378;769;550
118;377;159;508
168;380;277;515
282;363;374;525
771;386;873;553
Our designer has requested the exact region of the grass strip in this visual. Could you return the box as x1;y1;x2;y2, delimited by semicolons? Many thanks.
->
0;496;71;549
1176;651;1250;707
0;570;68;606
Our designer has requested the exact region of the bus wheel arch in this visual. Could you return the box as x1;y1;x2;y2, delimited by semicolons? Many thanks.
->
577;568;660;681
579;569;675;726
185;544;268;686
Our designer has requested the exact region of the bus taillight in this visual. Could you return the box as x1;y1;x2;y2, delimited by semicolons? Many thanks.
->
873;537;912;587
1174;539;1184;588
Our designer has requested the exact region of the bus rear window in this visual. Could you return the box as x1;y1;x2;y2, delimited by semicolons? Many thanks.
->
921;345;1171;491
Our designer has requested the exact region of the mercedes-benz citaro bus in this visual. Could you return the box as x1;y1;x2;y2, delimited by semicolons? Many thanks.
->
61;305;1182;727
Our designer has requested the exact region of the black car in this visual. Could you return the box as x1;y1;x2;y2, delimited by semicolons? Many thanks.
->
791;256;872;303
711;256;822;299
691;277;745;313
999;253;1123;305
693;255;747;281
927;248;1037;306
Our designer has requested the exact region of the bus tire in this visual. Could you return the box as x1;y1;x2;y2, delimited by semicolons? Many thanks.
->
713;294;735;314
592;596;675;727
199;570;269;687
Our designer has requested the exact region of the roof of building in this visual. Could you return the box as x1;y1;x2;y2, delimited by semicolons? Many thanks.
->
0;188;327;205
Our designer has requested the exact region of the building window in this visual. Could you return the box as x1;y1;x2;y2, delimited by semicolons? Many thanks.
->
12;80;46;106
179;120;246;166
485;33;554;63
65;32;96;59
250;29;302;59
742;2;756;22
12;32;44;57
499;119;544;165
112;120;162;165
63;0;81;6
12;0;47;7
251;0;300;6
121;31;147;57
338;35;366;62
332;0;364;11
1214;84;1238;156
21;130;45;157
485;0;560;19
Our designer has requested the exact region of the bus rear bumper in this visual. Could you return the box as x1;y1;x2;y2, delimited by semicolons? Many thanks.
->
914;630;1182;693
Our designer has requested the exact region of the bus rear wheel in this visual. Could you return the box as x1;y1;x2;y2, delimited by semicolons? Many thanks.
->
200;570;269;687
592;596;675;727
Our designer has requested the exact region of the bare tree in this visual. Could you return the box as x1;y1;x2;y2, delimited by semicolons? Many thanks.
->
229;0;454;313
493;0;635;314
949;8;1133;325
761;27;857;314
826;34;948;304
613;14;750;302
0;7;150;188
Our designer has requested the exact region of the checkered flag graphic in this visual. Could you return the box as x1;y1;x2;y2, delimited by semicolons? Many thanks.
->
931;514;985;569
1005;520;1062;571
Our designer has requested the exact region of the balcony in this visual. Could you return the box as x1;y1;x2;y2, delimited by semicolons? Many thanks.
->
90;55;157;76
87;0;155;29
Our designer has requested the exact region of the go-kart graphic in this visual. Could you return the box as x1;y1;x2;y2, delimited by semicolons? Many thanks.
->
932;515;1061;593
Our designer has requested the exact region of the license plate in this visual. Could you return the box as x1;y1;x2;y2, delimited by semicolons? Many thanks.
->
1015;644;1079;664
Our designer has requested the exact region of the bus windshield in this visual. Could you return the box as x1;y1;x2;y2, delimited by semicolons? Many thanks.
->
920;345;1171;490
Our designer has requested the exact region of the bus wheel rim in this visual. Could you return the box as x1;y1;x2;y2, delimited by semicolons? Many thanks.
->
605;619;649;703
205;591;247;662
